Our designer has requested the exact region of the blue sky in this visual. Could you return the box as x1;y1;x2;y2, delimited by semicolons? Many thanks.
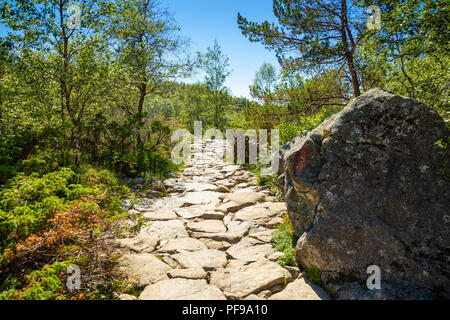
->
162;0;279;98
0;0;279;99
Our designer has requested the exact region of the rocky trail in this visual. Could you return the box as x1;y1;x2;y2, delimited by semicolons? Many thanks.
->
112;139;329;300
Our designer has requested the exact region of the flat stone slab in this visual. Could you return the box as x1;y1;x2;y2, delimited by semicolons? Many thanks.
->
191;232;242;244
142;220;188;241
249;229;277;243
157;237;207;254
143;208;178;221
174;203;223;219
218;192;266;212
115;253;171;286
178;192;222;207
172;249;228;271
226;221;256;237
234;202;286;226
226;237;274;262
210;259;292;299
167;267;207;280
140;279;226;300
201;238;232;251
270;278;330;300
116;234;158;253
187;220;226;233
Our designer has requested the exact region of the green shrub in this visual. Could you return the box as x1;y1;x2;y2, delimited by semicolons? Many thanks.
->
0;261;70;300
0;168;76;251
271;214;299;267
305;266;322;286
329;287;339;299
276;106;342;145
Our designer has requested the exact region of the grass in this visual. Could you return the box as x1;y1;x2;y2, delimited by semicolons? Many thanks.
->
271;214;299;267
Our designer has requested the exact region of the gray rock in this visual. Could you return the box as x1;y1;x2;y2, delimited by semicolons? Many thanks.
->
283;89;450;296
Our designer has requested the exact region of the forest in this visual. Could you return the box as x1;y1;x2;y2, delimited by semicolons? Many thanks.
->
0;0;448;300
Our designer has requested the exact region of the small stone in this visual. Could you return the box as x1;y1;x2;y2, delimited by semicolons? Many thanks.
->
268;251;284;262
284;266;301;280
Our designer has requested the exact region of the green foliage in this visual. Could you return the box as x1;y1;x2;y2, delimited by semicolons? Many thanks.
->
305;267;322;286
0;154;129;264
329;287;339;300
238;0;367;97
0;261;70;300
0;167;75;252
199;39;233;130
258;174;281;198
360;0;449;114
276;105;342;145
250;62;278;103
271;215;299;267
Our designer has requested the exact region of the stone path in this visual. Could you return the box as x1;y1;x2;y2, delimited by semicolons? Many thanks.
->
113;139;329;300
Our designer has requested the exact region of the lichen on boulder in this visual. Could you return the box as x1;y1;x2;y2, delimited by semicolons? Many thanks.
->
282;88;450;298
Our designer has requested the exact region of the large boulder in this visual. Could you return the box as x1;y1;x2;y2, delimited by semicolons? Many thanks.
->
283;88;449;297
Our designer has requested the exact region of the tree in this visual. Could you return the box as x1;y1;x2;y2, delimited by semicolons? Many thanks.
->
0;0;111;166
237;0;368;98
0;39;12;115
360;0;449;112
108;0;191;150
201;39;232;129
250;62;278;103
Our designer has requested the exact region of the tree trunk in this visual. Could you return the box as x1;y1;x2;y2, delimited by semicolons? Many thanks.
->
341;0;361;97
72;122;80;167
347;52;361;97
136;83;147;149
